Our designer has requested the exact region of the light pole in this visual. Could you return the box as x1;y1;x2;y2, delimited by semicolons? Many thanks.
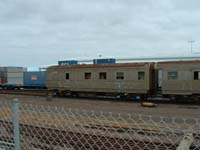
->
188;40;195;53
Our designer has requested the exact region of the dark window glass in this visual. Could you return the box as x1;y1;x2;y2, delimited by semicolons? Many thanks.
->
99;72;107;80
66;73;69;80
194;71;200;80
138;72;145;80
85;72;91;79
116;72;124;80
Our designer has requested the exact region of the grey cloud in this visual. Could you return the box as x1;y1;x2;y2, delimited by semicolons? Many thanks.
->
0;0;200;67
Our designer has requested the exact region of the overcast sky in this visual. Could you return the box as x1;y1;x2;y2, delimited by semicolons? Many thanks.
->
0;0;200;67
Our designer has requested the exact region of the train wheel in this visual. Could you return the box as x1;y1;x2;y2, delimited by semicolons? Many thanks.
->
52;90;59;97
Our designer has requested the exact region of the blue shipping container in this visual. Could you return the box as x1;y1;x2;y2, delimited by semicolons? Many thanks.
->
23;71;46;88
93;58;116;64
58;60;78;66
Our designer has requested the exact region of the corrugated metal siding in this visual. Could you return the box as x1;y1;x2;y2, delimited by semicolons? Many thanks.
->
24;71;46;87
7;78;23;85
7;72;23;78
6;67;25;72
0;72;6;78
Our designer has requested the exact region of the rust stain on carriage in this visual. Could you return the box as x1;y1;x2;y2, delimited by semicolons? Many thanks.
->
48;62;153;70
158;60;200;64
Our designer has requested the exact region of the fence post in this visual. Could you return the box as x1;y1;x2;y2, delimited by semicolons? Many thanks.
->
12;98;20;150
176;133;193;150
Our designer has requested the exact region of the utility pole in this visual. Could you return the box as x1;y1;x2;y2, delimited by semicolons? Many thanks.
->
188;40;195;53
98;54;102;58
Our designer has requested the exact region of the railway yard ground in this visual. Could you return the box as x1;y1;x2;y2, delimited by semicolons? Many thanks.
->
0;94;200;118
0;94;200;149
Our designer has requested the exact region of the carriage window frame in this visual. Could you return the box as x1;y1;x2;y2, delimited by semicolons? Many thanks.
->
85;72;92;80
168;71;178;80
65;73;70;80
138;71;145;80
194;71;200;80
116;72;124;80
99;72;107;80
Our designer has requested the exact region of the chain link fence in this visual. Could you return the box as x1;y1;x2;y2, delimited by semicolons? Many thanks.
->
0;99;200;150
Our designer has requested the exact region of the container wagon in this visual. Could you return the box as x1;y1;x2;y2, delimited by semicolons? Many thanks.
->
23;71;46;89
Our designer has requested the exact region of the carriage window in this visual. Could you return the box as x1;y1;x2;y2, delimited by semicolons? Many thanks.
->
99;72;107;80
116;72;124;80
194;71;200;80
85;72;91;79
65;73;69;80
138;72;145;80
168;71;178;80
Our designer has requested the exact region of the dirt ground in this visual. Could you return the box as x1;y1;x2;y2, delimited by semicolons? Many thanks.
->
0;94;200;118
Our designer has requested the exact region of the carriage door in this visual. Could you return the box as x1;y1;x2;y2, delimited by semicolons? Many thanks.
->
192;70;200;91
158;69;163;90
63;72;71;90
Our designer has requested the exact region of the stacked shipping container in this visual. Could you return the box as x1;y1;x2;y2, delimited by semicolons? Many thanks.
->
6;67;26;86
0;68;7;84
0;67;26;86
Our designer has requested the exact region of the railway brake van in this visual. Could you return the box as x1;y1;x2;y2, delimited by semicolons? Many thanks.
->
46;63;154;99
157;60;200;101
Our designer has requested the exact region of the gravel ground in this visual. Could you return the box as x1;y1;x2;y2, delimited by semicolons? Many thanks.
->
0;94;200;118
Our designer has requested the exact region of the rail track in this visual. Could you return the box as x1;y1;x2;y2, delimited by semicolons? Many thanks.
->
0;89;48;97
0;89;200;105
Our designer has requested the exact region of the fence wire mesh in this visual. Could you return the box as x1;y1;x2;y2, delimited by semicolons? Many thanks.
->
0;101;14;150
0;100;200;150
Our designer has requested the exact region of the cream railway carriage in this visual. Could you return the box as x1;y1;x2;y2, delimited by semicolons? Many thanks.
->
46;63;154;98
157;60;200;100
47;60;200;101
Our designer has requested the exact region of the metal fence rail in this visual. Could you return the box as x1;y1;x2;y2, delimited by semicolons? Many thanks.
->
0;99;200;150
